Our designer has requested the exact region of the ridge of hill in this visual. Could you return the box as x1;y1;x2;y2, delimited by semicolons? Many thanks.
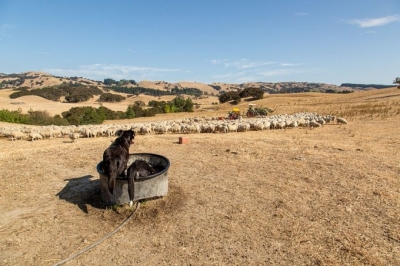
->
0;71;378;95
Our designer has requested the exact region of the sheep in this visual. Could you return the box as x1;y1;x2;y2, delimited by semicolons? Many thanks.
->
276;121;286;129
170;124;182;134
69;132;80;142
61;128;72;138
263;121;271;130
200;124;215;133
40;129;54;139
0;111;339;142
237;123;250;132
83;128;95;138
253;123;264;131
309;120;322;128
337;117;348;124
30;132;43;141
11;131;26;141
215;124;228;133
227;123;238;133
139;126;152;135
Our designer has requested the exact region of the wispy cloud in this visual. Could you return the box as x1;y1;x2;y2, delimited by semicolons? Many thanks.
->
280;63;305;67
1;23;15;29
0;23;16;37
259;68;307;77
44;64;182;81
295;12;309;16
210;58;311;83
211;59;275;69
347;15;400;28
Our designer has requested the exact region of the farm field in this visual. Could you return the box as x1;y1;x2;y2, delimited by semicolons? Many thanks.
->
1;88;400;265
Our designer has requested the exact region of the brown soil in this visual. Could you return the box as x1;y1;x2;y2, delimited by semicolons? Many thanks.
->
1;88;400;265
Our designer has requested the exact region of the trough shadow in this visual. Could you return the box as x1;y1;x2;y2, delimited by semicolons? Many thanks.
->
56;175;106;213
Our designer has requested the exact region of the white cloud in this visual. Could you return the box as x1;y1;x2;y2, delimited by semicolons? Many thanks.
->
210;59;312;83
44;64;182;81
348;15;400;28
280;63;305;67
295;12;309;16
211;59;276;69
0;23;16;37
1;23;15;29
259;68;307;77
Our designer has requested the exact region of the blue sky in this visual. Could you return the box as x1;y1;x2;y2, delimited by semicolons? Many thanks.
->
0;0;399;85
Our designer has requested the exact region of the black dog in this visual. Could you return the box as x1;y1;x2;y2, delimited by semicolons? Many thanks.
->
127;160;157;206
102;129;135;196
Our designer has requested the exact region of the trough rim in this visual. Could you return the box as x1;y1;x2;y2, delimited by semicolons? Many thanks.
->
96;152;170;182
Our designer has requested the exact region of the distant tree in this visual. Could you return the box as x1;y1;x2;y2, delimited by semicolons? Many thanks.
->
209;85;221;91
104;78;117;85
98;93;126;102
62;107;104;125
134;100;146;107
125;105;135;118
117;79;130;86
239;87;264;100
394;77;400;89
218;91;241;104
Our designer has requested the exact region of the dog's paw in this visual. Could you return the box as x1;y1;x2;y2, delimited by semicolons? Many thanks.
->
129;200;133;207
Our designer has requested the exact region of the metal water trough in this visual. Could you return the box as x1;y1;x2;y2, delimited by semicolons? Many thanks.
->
97;153;170;205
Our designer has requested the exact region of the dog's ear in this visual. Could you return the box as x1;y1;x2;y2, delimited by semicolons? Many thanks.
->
129;130;135;143
115;129;123;137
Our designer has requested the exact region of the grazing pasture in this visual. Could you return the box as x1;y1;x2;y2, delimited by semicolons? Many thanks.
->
0;88;400;265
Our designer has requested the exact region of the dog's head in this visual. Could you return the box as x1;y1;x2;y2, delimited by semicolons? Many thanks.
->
116;129;135;145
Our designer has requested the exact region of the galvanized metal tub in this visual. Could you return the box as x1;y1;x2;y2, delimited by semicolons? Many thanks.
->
97;153;170;205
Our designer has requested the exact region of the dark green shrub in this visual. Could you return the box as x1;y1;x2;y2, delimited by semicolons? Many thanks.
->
98;93;126;102
62;107;104;125
219;91;241;104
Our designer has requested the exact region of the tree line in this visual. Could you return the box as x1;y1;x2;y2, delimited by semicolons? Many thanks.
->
107;85;203;97
340;83;395;89
9;84;103;102
218;87;264;104
0;96;195;126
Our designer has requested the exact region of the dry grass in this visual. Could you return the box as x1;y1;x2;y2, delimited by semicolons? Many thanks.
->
0;88;400;265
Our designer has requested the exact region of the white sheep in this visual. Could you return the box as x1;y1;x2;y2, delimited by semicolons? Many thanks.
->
11;131;26;141
337;117;348;124
40;129;54;139
30;132;43;141
69;132;80;142
309;120;322;128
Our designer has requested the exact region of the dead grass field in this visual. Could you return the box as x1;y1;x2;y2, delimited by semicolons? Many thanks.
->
1;88;400;265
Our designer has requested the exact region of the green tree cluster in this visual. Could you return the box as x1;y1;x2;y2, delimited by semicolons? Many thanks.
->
0;96;196;126
0;109;69;125
340;83;395;89
108;86;203;97
218;87;265;104
98;93;126;102
9;84;103;102
239;87;264;100
218;91;241;104
393;77;400;89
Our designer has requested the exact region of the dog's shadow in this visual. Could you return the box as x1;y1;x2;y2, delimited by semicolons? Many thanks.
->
56;175;106;213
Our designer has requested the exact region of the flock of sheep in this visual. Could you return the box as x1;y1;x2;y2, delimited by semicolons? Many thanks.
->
0;112;348;142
